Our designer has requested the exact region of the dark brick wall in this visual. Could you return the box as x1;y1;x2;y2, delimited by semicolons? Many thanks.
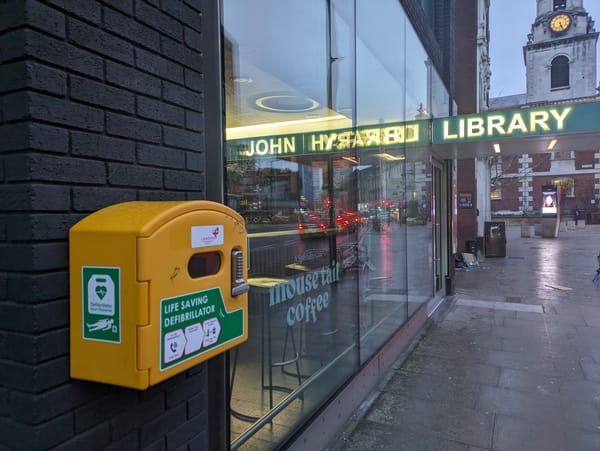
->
492;178;521;210
493;173;597;214
492;153;599;214
575;149;596;169
559;173;595;214
1;0;209;449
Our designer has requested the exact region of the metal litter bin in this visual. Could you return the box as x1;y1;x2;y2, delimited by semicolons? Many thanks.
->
466;240;477;254
485;221;506;257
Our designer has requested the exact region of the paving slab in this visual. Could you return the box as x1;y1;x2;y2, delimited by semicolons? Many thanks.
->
329;225;600;450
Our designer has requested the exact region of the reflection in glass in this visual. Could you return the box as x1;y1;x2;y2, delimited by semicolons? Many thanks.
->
356;0;406;125
223;0;448;448
353;0;445;363
356;0;411;362
354;150;409;362
406;151;434;305
224;2;359;448
227;156;361;448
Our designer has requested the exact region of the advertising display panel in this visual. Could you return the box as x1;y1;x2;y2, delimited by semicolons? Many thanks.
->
542;185;559;216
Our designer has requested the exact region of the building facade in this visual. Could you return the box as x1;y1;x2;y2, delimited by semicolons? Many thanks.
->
224;1;457;448
0;1;460;449
454;0;492;251
490;0;600;218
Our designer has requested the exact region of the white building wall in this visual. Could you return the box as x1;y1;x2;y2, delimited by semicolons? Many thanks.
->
476;0;492;237
518;154;534;211
525;0;597;103
536;0;584;17
526;38;598;103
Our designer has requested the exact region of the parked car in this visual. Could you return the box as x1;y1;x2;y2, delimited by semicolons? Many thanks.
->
297;211;327;238
271;210;295;224
298;209;361;237
335;211;360;233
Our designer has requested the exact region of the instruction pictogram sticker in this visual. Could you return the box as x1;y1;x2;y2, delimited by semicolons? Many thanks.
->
164;329;186;363
82;267;120;343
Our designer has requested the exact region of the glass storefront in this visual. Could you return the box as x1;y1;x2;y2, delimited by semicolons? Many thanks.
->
223;1;450;448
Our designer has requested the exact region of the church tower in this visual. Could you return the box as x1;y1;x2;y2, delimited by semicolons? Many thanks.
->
525;0;598;103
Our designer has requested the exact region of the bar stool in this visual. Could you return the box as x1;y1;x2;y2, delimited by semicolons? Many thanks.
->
248;276;303;410
229;346;259;423
229;284;265;423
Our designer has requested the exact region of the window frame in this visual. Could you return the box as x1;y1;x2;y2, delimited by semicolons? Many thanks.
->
552;176;575;198
553;0;566;11
490;180;502;200
550;55;570;89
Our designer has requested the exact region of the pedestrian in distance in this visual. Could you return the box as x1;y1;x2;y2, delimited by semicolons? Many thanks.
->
593;251;600;284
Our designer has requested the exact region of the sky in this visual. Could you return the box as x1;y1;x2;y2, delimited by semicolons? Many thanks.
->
489;0;600;97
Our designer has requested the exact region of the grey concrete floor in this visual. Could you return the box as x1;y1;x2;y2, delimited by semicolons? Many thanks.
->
330;223;600;451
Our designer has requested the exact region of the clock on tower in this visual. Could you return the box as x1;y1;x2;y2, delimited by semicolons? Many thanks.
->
549;13;571;34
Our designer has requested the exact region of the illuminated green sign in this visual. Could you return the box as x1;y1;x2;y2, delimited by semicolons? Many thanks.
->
434;105;572;143
226;102;600;160
226;121;428;160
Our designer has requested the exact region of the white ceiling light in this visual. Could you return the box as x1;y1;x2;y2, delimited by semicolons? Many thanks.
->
255;95;319;113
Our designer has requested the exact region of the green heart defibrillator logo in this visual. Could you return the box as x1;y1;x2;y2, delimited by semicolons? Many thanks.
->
95;284;107;300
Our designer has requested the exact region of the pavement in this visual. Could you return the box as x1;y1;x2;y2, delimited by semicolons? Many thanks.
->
329;223;600;451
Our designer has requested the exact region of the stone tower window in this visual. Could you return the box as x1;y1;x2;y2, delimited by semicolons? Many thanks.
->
553;0;566;11
551;55;570;88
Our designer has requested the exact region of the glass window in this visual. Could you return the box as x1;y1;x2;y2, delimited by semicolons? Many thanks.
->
223;0;449;448
553;0;567;11
405;19;435;313
419;0;435;25
353;0;443;363
491;181;502;200
224;2;359;448
490;157;502;200
551;55;569;89
355;0;408;363
553;177;574;197
431;64;451;118
552;150;573;160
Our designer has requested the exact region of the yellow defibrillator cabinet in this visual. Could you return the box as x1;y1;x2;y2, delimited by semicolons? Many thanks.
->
69;201;249;389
